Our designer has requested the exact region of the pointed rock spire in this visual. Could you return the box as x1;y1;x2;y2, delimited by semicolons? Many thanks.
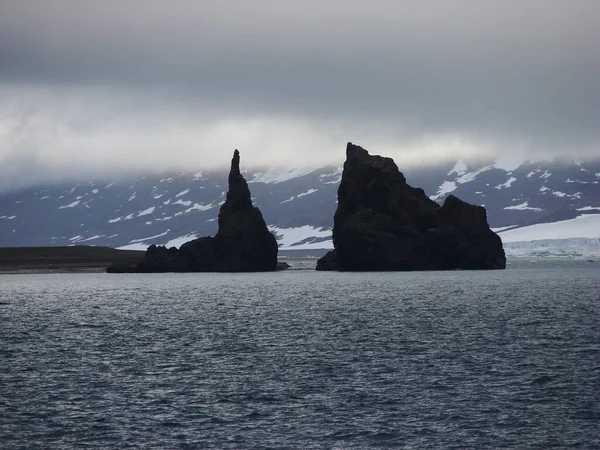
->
232;148;240;170
109;149;278;273
222;149;252;214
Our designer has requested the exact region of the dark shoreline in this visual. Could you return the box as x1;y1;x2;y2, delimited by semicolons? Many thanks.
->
0;246;324;274
0;247;594;275
0;246;145;274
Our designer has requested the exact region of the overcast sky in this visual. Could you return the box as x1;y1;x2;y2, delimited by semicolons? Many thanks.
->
1;0;599;190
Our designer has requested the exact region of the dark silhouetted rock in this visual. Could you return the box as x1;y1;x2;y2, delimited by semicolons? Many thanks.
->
106;261;137;273
315;249;339;271
316;143;506;271
110;150;278;272
276;261;292;270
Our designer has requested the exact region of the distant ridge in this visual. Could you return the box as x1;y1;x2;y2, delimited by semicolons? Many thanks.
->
1;156;598;256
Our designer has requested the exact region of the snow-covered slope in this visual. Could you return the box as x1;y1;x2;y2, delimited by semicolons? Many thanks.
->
0;167;340;249
498;214;600;257
499;214;600;242
1;158;599;255
428;159;600;227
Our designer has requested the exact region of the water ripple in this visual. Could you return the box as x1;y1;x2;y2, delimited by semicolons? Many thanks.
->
1;267;599;448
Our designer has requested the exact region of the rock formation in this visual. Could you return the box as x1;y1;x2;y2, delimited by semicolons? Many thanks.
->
316;143;506;271
107;150;278;272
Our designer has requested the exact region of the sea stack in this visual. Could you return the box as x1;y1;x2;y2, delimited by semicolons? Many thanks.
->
316;143;506;271
108;150;278;272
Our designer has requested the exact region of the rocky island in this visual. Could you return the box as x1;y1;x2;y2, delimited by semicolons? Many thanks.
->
107;150;278;272
316;143;506;271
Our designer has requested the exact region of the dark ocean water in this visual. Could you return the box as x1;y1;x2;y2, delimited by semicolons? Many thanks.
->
1;262;599;449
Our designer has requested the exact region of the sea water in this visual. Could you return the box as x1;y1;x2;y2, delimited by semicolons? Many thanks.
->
1;262;599;448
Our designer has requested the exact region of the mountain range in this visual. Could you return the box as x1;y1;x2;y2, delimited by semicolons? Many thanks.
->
1;158;599;256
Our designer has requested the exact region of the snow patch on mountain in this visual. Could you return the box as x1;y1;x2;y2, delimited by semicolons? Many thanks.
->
552;191;581;199
430;181;457;200
504;201;543;211
165;233;199;248
495;177;517;189
249;168;315;184
448;160;467;176
281;188;319;204
566;178;599;185
456;165;494;184
184;203;214;213
320;167;343;185
137;207;155;217
268;225;333;250
78;234;104;243
432;163;500;200
297;188;318;198
59;200;81;209
108;213;135;223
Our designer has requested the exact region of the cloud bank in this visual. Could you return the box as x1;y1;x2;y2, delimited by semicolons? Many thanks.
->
1;0;599;190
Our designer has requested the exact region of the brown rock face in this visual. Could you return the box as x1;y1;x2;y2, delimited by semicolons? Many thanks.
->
108;150;278;273
316;143;506;271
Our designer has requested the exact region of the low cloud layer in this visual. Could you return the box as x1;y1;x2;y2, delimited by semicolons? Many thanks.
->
1;0;599;191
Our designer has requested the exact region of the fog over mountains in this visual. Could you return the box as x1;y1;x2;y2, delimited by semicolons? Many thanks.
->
1;157;599;256
2;2;600;193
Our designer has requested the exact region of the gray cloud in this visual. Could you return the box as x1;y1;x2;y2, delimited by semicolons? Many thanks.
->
1;0;599;190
